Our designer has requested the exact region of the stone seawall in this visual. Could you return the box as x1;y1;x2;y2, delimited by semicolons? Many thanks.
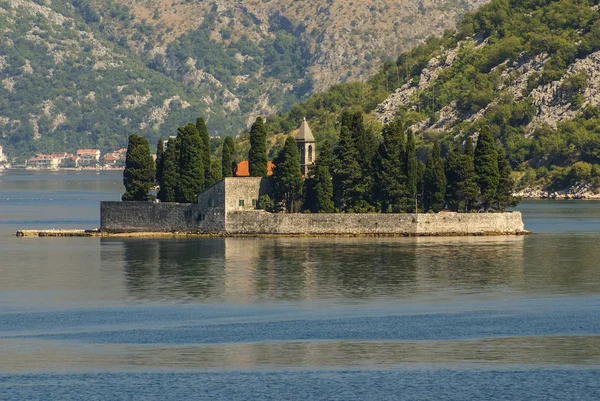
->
101;201;526;236
227;211;525;236
101;202;224;233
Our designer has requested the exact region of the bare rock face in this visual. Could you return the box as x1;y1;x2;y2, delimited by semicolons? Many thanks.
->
515;183;600;199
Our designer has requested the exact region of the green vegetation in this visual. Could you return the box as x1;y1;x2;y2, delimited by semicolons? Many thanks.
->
122;134;155;201
424;142;447;212
262;0;600;193
249;117;268;177
272;136;303;212
221;136;235;178
158;138;179;202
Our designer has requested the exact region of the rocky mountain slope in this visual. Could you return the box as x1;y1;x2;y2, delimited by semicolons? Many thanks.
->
0;0;487;160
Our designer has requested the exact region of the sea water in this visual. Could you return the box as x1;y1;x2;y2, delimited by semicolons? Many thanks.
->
0;170;599;400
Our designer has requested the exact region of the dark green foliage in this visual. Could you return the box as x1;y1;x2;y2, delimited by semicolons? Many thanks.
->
158;138;179;202
272;136;303;213
249;117;268;177
221;136;235;178
312;140;335;213
332;111;363;211
423;142;446;212
374;118;407;212
258;194;275;212
155;138;164;184
445;139;479;212
206;159;223;188
122;134;155;201
196;117;211;184
176;123;205;203
474;128;500;209
405;130;418;210
495;145;518;210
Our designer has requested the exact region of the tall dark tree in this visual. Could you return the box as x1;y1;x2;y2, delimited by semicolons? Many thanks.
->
249;117;268;177
273;136;303;213
405;129;418;211
495;144;517;211
122;134;155;201
474;128;500;210
445;141;478;212
155;138;164;185
196;117;211;183
206;159;223;188
158;138;179;202
374;118;406;212
423;142;446;212
332;111;362;211
351;112;378;170
176;123;205;203
312;140;335;213
221;136;235;178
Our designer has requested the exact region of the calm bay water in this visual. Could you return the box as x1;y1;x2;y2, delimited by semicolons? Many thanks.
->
1;170;599;400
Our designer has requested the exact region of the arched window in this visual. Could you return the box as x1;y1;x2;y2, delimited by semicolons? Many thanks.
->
308;145;313;162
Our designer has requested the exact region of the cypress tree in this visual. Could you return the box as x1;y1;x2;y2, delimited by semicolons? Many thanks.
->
423;142;446;212
122;134;155;201
176;123;205;203
405;129;418;211
312;140;335;213
249;117;268;177
474;128;500;210
273;136;303;213
221;136;235;178
495;144;517;211
374;118;406;212
158;138;179;202
206;159;223;188
444;145;462;212
155;138;164;185
196;117;211;184
461;137;479;211
416;159;426;212
332;111;362;211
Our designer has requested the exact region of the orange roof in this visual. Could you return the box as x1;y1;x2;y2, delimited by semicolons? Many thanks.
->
234;160;274;177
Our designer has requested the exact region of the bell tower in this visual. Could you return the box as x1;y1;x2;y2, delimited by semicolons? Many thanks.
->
295;117;315;176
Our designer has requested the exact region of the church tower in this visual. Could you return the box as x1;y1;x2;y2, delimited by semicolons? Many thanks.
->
295;118;315;176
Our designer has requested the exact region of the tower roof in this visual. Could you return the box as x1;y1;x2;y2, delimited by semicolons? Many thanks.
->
296;118;315;142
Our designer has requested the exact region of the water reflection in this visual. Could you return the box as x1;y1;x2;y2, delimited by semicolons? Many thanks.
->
110;237;529;303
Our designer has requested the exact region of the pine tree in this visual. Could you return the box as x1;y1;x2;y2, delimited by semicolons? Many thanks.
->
273;136;303;213
374;118;406;212
405;129;418;211
332;111;362;211
249;117;268;177
196;117;211;184
474;128;500;210
122;134;156;201
495;144;517;211
221;136;235;178
206;159;223;188
176;123;205;203
423;142;446;212
312;140;335;213
155;138;164;185
444;145;462;212
158;138;179;202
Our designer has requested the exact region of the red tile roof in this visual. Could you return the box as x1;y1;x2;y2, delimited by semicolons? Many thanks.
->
234;160;274;177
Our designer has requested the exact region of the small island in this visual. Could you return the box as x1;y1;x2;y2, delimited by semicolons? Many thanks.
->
101;114;526;236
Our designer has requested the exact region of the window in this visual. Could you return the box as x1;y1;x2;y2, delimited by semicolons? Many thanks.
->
208;199;213;207
252;199;257;207
238;199;245;207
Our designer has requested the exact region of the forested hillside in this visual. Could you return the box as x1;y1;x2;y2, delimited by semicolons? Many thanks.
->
0;0;485;161
268;0;600;193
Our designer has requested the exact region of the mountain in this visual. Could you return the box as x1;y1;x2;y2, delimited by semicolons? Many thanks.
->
0;0;486;160
268;0;600;193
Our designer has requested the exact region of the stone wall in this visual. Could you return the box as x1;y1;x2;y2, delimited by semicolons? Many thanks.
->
223;177;273;213
100;201;225;233
226;211;525;236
